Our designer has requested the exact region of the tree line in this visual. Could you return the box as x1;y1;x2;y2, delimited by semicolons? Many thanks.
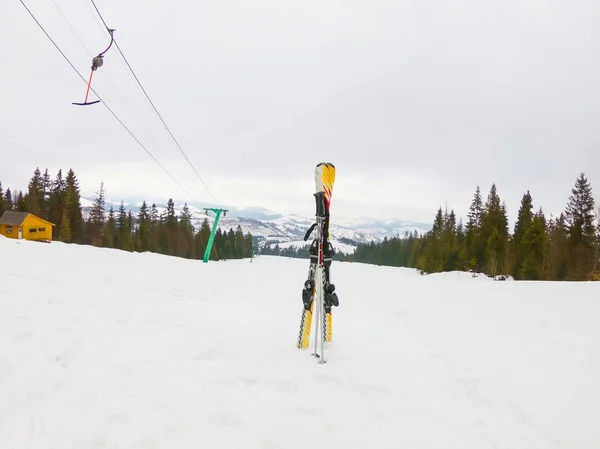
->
345;173;599;281
261;243;314;259
0;167;254;261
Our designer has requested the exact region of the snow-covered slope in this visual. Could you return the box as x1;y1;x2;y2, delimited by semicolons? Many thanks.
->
1;239;598;448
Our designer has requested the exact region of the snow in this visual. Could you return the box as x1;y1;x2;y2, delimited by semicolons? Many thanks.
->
265;239;308;249
329;239;356;254
1;238;599;448
265;238;356;254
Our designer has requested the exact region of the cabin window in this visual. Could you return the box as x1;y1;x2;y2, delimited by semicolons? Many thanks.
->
39;227;46;232
7;226;12;233
29;228;37;233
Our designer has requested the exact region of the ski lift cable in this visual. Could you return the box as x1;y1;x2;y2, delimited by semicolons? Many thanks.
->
82;0;148;100
88;0;223;209
18;0;203;210
51;0;155;132
50;0;93;55
83;0;107;36
51;0;180;158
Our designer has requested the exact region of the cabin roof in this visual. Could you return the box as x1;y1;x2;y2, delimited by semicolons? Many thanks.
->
0;212;55;226
0;211;29;225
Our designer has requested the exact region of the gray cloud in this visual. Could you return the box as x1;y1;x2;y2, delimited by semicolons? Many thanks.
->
3;0;600;223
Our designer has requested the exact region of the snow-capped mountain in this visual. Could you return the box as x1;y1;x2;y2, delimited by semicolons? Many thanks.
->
83;198;431;254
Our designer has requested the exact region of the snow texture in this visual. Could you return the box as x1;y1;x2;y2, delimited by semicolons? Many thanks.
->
265;238;356;255
0;237;599;448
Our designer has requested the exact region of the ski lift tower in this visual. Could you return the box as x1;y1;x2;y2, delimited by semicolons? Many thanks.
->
203;208;228;263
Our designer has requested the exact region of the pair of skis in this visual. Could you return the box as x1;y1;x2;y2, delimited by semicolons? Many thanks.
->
296;162;338;364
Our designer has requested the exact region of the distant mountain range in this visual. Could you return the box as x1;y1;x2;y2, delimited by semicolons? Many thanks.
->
81;198;431;255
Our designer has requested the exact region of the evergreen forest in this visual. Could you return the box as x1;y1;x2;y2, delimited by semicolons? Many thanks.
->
347;173;599;281
0;168;254;261
4;168;599;280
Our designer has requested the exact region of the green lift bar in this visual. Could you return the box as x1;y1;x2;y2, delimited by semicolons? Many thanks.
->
203;208;229;263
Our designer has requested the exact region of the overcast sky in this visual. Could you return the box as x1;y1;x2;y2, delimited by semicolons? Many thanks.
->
3;0;600;223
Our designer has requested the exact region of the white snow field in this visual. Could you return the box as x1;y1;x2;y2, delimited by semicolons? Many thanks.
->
1;236;599;449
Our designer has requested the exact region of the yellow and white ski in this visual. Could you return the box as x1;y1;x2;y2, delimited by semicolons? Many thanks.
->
296;163;337;361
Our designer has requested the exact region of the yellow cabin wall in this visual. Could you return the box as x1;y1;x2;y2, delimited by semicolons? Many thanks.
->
0;224;19;239
22;215;53;241
0;214;54;241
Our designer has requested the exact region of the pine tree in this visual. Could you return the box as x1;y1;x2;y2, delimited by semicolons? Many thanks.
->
409;231;424;267
158;211;167;253
126;210;134;250
25;168;44;217
117;201;133;251
150;203;159;224
418;207;444;272
88;182;106;246
42;168;51;219
149;203;160;252
212;228;224;260
512;191;534;279
456;219;467;269
49;170;66;239
64;169;83;243
234;225;245;258
195;218;211;258
486;227;500;276
431;208;443;237
223;228;235;259
441;208;459;271
543;214;568;280
137;201;151;252
16;191;26;212
466;186;485;271
166;199;177;229
467;186;484;228
244;232;254;258
4;187;13;211
480;184;509;276
164;199;178;255
59;208;71;242
565;173;596;279
103;206;116;248
520;209;546;280
177;203;194;258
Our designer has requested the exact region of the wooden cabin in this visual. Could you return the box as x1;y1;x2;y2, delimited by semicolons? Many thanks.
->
0;212;55;242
